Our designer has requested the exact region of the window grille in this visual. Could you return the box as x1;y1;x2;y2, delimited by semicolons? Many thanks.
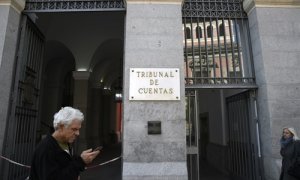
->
182;0;255;88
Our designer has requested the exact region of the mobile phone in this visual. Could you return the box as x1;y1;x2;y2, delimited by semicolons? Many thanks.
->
93;146;103;151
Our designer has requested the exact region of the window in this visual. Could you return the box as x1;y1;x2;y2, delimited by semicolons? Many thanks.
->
185;27;191;39
207;25;213;38
196;26;202;39
219;23;225;36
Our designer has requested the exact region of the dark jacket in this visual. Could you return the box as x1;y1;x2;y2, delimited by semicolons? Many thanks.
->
29;135;85;180
280;140;300;180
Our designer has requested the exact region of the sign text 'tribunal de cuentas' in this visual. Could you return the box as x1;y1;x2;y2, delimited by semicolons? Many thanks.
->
129;68;180;100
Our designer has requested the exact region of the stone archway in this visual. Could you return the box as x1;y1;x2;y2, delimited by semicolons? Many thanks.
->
87;39;123;147
40;40;76;135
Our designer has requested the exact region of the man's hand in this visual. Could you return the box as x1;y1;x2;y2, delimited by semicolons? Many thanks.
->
80;148;100;164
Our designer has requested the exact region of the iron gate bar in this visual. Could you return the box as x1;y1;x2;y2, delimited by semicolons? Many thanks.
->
238;98;244;176
234;18;242;82
203;18;209;79
210;18;216;83
184;18;189;85
196;17;202;84
215;18;223;82
228;19;236;82
246;93;254;178
23;0;126;13
222;18;230;78
189;94;193;180
190;16;196;84
185;84;258;89
195;90;199;180
187;92;193;179
239;98;245;176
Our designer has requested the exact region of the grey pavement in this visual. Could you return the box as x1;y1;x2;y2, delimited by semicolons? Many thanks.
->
198;159;231;180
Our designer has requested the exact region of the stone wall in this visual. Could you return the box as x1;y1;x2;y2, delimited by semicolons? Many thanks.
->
0;0;23;175
248;6;300;180
122;1;188;179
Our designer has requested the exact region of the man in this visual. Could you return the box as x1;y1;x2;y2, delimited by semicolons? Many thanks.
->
29;107;100;180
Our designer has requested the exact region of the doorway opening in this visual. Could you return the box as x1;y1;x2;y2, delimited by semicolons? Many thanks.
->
2;11;125;180
182;1;262;179
36;11;125;180
186;89;263;180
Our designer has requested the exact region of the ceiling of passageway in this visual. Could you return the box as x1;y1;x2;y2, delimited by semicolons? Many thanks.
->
89;39;123;89
30;11;124;87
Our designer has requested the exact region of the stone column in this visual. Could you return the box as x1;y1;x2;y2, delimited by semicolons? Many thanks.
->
72;71;90;152
123;0;188;179
244;1;300;180
0;0;24;174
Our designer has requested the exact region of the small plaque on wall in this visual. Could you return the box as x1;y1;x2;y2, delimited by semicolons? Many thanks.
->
148;121;161;135
129;68;180;100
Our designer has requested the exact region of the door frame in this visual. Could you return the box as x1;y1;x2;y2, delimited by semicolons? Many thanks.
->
2;15;45;179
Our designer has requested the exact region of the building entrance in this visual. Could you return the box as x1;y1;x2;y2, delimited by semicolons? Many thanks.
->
2;9;125;180
186;89;263;180
182;1;263;179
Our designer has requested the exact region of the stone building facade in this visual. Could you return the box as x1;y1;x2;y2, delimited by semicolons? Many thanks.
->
0;0;300;180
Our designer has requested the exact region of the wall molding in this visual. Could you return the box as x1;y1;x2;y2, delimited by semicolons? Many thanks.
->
73;71;90;80
255;0;300;7
126;0;183;5
0;0;25;13
243;0;300;14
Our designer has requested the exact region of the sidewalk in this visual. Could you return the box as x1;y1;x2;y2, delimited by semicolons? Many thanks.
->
198;158;231;180
80;144;230;180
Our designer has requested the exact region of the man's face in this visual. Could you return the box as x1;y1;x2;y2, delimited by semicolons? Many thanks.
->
61;119;82;143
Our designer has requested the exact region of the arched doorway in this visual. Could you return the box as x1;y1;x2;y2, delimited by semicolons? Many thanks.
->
36;12;125;180
40;41;76;136
2;6;125;179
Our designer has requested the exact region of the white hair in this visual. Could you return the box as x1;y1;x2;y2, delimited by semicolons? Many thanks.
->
53;107;84;129
283;127;299;140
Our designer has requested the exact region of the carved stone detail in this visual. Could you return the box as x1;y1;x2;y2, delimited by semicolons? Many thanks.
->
0;0;25;13
243;0;300;14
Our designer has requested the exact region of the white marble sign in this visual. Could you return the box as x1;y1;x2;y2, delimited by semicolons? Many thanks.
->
129;68;180;100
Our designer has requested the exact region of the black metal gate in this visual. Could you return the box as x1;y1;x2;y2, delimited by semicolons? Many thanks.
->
186;90;199;180
2;15;45;180
182;1;262;179
226;90;262;180
182;0;256;89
